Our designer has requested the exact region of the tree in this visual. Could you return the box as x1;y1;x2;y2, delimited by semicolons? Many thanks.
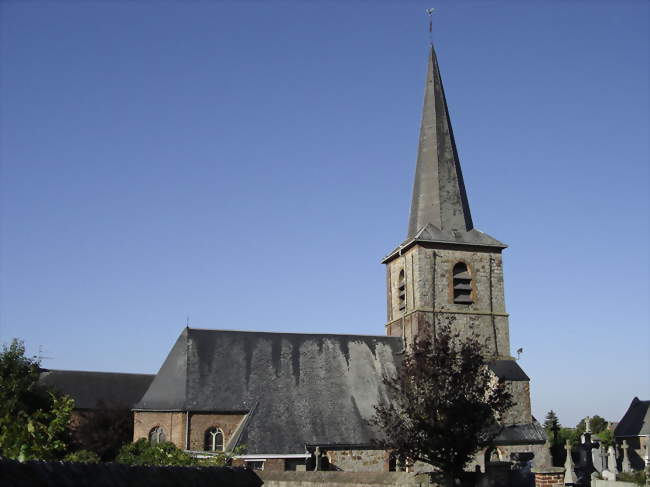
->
116;439;197;466
72;401;133;461
576;415;608;435
371;323;513;486
595;428;614;449
0;339;74;460
63;449;100;463
543;410;561;442
115;438;247;467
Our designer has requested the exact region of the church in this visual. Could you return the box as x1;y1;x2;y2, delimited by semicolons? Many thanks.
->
130;43;546;472
43;43;546;472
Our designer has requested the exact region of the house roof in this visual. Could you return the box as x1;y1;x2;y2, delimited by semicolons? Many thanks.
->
135;328;539;454
614;397;650;437
39;370;154;410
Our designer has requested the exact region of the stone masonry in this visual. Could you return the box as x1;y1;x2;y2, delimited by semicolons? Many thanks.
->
385;245;510;359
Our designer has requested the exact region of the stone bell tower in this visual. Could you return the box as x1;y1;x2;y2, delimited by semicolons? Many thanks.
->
383;45;512;360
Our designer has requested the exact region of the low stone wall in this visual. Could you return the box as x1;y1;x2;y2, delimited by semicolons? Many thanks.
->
0;458;262;487
259;471;432;487
592;480;639;487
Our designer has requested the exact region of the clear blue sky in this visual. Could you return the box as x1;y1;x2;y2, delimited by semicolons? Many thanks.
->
1;1;647;428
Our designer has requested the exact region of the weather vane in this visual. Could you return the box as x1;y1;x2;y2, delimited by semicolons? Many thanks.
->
426;8;435;45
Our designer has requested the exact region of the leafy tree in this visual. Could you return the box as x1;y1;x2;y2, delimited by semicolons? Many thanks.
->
576;415;608;435
72;401;133;461
198;444;248;467
0;339;74;460
116;438;248;467
63;449;100;463
595;428;614;449
371;323;513;486
116;439;197;466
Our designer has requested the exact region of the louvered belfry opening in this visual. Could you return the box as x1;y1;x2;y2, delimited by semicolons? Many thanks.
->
398;270;406;312
452;262;473;304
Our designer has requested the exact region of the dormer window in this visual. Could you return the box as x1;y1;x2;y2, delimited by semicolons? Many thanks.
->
452;262;473;304
398;270;406;312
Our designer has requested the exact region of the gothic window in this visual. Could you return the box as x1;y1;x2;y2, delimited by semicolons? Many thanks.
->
452;262;473;304
204;427;224;452
398;269;406;312
149;426;166;444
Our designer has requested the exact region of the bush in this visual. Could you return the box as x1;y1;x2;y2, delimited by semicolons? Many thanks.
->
617;470;647;486
116;439;197;466
63;450;100;463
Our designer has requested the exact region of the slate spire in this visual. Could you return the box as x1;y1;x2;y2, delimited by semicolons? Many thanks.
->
407;44;473;238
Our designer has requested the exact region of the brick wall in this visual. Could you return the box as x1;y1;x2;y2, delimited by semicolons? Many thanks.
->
133;411;187;448
533;471;564;487
187;413;245;451
133;411;246;452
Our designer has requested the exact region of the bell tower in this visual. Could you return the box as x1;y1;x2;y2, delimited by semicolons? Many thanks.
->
383;45;512;359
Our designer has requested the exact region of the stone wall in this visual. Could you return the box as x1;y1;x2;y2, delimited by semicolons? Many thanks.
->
503;381;532;425
0;458;262;487
592;480;639;487
385;245;510;359
259;471;432;486
325;449;388;472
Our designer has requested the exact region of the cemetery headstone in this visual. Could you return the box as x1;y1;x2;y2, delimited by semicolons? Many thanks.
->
621;440;632;473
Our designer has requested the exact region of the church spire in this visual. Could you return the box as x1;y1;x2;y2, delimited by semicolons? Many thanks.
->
407;44;473;238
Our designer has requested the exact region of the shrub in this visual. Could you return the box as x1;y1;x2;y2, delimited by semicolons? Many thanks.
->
63;450;100;463
116;439;196;466
617;470;647;486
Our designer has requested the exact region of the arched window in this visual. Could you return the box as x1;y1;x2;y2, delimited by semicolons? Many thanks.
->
452;262;473;304
398;269;406;312
204;427;224;452
149;426;166;444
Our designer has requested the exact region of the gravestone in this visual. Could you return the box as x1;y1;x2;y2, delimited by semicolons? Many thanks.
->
601;445;618;481
608;445;618;474
592;444;605;473
564;440;578;485
622;440;632;473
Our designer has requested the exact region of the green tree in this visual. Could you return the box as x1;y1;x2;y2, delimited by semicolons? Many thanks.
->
595;428;614;449
116;438;248;467
0;339;74;460
63;449;100;463
116;439;197;466
576;415;608;435
72;401;133;461
371;323;513;487
544;410;561;443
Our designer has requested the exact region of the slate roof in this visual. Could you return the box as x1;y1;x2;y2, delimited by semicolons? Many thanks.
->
494;422;546;446
135;328;540;454
135;328;402;454
614;397;650;437
384;45;505;263
487;359;529;381
39;370;154;410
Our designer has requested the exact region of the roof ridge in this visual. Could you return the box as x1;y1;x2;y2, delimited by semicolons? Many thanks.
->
186;327;397;338
40;369;154;376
